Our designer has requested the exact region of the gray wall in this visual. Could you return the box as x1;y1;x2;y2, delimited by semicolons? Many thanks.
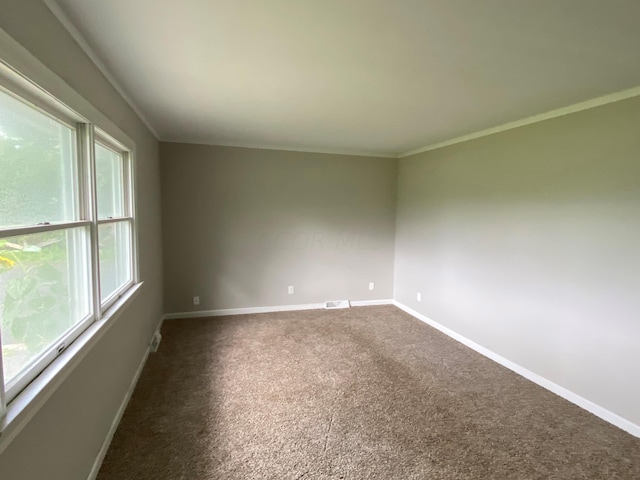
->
1;5;637;478
394;96;640;425
0;2;163;479
161;143;397;313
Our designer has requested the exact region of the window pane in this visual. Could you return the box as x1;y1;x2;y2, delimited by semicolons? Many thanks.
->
0;89;77;228
0;227;91;385
95;143;124;219
99;221;131;302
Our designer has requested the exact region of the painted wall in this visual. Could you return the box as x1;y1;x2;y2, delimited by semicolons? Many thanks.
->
0;2;163;479
394;96;640;425
0;6;637;479
161;143;397;313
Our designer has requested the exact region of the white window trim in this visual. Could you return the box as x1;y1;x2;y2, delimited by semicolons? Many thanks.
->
0;26;142;450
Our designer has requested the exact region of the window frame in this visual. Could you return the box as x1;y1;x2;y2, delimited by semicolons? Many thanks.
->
0;52;139;412
94;132;137;312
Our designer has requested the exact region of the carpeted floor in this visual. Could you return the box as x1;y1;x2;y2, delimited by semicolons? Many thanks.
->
97;306;640;479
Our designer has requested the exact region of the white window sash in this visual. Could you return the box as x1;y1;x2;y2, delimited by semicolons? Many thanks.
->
0;54;138;413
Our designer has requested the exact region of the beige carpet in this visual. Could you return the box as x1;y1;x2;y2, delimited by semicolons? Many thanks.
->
97;306;640;479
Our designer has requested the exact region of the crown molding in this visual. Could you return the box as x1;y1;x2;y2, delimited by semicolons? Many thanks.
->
36;1;640;159
161;138;398;159
169;85;640;159
43;0;160;140
398;85;640;158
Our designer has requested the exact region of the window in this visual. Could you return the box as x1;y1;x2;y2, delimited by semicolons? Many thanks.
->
0;74;137;410
95;140;134;306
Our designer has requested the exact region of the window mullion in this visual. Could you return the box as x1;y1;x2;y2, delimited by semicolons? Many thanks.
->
123;151;132;218
80;124;102;323
126;152;139;283
0;332;6;418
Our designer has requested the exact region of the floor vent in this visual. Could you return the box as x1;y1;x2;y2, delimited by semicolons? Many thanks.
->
325;300;351;309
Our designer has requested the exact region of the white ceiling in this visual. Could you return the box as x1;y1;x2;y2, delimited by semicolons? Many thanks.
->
52;0;640;157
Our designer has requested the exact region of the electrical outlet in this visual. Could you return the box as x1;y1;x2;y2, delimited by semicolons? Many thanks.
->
416;292;422;302
368;282;375;291
288;285;294;295
193;296;200;305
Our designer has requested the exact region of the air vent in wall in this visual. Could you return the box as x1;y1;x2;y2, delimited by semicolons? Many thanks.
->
325;300;351;309
150;331;162;352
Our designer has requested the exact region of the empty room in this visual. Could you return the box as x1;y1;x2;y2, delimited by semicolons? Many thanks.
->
0;1;639;479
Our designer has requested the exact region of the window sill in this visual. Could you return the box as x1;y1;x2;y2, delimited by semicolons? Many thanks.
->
0;282;144;455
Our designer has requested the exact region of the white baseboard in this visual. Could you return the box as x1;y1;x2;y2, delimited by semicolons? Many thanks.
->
163;303;325;320
163;300;393;320
87;342;153;480
350;299;394;307
392;301;640;439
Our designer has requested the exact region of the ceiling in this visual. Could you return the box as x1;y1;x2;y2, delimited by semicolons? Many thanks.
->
52;0;640;157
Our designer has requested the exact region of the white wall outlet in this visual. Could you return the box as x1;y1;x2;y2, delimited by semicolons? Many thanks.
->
193;296;200;306
417;292;422;302
368;282;375;291
288;285;294;295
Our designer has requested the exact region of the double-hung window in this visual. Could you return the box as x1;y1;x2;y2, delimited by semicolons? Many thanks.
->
0;66;137;414
95;136;135;307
